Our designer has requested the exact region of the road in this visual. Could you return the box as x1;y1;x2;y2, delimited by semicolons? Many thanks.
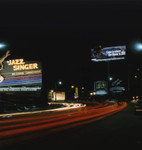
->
1;101;142;150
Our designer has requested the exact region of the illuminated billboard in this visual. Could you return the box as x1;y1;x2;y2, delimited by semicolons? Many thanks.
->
48;91;65;101
95;81;107;91
0;58;42;91
91;45;126;62
94;81;108;95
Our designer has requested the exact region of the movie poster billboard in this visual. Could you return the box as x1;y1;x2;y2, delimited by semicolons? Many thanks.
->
0;58;42;91
91;45;126;62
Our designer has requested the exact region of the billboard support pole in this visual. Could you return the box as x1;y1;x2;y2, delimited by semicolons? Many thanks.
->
107;61;110;81
127;63;130;98
107;61;110;96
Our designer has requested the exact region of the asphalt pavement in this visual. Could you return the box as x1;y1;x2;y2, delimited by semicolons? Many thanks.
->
2;102;142;150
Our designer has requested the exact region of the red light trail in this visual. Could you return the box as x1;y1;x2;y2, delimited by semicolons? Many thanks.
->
0;101;127;148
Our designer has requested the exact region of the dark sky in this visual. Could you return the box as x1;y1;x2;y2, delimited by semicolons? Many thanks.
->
0;0;142;87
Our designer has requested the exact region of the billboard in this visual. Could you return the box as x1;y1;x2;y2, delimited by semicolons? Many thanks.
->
95;81;107;91
94;81;108;95
48;91;65;101
109;78;125;93
91;45;126;62
0;58;42;91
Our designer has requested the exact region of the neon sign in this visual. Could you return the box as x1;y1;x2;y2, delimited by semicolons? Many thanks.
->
7;59;38;71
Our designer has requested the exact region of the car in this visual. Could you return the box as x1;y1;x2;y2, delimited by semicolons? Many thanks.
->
135;100;142;113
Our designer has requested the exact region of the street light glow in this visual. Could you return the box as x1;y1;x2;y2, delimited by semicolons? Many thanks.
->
135;43;142;51
71;85;74;88
0;43;5;48
58;81;62;85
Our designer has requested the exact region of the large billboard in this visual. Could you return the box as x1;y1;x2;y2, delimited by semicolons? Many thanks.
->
91;45;126;62
0;58;42;91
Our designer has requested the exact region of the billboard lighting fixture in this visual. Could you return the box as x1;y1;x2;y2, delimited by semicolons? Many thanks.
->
0;43;5;49
135;43;142;51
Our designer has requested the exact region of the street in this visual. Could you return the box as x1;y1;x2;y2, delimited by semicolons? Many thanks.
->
0;101;142;150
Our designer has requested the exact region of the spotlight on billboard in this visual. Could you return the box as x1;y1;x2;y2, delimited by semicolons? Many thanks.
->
134;43;142;51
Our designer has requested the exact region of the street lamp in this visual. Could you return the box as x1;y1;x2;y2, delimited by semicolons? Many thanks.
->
58;81;62;85
71;85;74;89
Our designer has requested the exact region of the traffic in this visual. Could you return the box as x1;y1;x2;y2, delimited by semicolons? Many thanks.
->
0;100;127;148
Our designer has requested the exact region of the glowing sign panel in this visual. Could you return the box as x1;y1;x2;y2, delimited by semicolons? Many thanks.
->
91;45;126;62
95;81;108;91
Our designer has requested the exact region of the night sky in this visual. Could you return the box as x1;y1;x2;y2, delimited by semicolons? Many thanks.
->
0;0;142;89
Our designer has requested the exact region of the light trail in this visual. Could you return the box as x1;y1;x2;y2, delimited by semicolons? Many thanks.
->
0;101;127;148
0;102;85;118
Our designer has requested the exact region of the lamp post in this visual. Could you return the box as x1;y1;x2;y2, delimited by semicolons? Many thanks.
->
126;42;142;100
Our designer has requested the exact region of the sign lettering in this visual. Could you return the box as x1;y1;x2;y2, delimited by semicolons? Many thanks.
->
7;59;38;71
